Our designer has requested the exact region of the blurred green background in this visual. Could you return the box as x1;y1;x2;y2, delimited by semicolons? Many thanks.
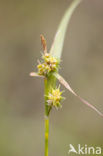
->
0;0;103;156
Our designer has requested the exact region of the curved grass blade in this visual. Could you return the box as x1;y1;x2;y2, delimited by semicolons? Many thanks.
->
54;73;103;117
50;0;82;59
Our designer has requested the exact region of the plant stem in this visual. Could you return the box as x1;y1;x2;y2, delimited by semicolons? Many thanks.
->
45;117;49;156
44;74;56;156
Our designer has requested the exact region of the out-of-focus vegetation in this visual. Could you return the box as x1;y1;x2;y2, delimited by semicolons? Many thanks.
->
0;0;103;156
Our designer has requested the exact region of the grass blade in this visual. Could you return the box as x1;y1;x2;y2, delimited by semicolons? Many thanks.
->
50;0;82;59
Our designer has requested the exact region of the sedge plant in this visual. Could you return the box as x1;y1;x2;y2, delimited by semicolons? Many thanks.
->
30;0;103;155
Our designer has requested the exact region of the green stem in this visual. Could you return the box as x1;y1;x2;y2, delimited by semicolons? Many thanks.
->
45;117;49;156
44;74;56;156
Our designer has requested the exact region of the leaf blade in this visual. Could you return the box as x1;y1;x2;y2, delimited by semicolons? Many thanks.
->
50;0;82;59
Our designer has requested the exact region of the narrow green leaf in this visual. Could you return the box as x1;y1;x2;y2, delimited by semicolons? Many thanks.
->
50;0;82;59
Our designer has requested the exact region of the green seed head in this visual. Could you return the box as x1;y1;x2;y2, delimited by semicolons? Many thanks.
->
43;53;58;65
37;63;51;76
37;53;59;76
47;86;64;109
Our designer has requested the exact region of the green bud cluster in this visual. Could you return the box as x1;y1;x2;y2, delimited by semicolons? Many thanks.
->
37;53;59;76
47;86;64;109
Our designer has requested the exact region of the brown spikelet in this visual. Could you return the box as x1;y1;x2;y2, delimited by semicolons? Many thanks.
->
40;34;47;54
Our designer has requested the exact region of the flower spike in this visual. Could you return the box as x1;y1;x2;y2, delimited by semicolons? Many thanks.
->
47;86;64;110
30;36;60;78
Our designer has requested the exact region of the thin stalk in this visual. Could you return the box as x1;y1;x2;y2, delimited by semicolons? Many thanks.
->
44;74;56;156
45;117;49;156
